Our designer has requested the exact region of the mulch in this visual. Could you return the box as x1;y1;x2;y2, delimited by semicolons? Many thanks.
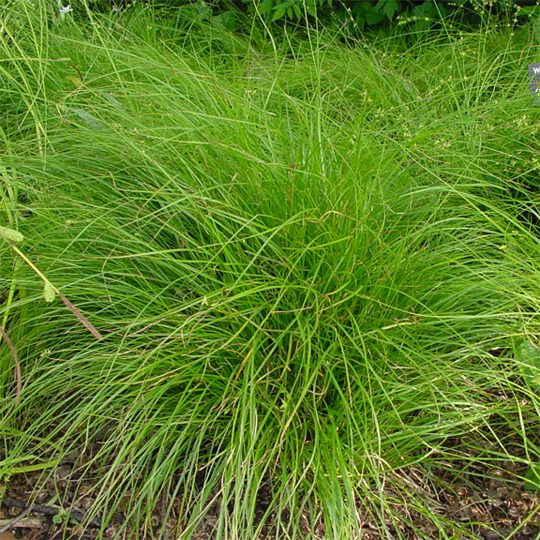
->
1;451;539;540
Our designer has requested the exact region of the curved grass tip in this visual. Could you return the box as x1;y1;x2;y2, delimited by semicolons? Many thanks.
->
0;226;24;244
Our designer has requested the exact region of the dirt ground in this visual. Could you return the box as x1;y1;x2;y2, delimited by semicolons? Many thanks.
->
1;443;539;540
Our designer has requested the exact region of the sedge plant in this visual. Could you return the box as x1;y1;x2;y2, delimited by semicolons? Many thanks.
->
0;1;539;538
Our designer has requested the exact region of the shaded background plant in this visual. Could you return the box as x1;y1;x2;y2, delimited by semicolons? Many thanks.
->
74;0;540;33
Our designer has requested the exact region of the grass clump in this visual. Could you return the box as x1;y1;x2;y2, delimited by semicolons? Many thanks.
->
0;3;539;538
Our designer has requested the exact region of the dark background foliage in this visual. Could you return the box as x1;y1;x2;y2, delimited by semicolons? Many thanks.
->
82;0;540;33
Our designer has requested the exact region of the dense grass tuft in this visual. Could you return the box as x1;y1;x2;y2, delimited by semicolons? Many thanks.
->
1;3;539;538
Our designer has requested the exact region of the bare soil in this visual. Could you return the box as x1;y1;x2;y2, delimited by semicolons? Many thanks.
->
1;443;539;540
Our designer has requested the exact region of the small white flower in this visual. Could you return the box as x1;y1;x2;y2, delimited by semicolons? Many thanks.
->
59;4;73;18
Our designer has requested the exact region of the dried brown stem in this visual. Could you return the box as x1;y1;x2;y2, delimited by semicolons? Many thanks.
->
7;244;103;341
58;292;103;341
0;325;21;404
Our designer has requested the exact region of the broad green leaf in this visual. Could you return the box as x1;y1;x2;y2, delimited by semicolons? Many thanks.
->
377;0;399;21
272;5;287;21
195;0;211;21
516;340;540;392
213;11;237;31
259;0;274;16
525;462;540;491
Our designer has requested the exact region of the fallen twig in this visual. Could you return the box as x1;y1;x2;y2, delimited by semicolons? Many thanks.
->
0;325;21;404
0;501;32;534
1;497;102;529
0;516;43;531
